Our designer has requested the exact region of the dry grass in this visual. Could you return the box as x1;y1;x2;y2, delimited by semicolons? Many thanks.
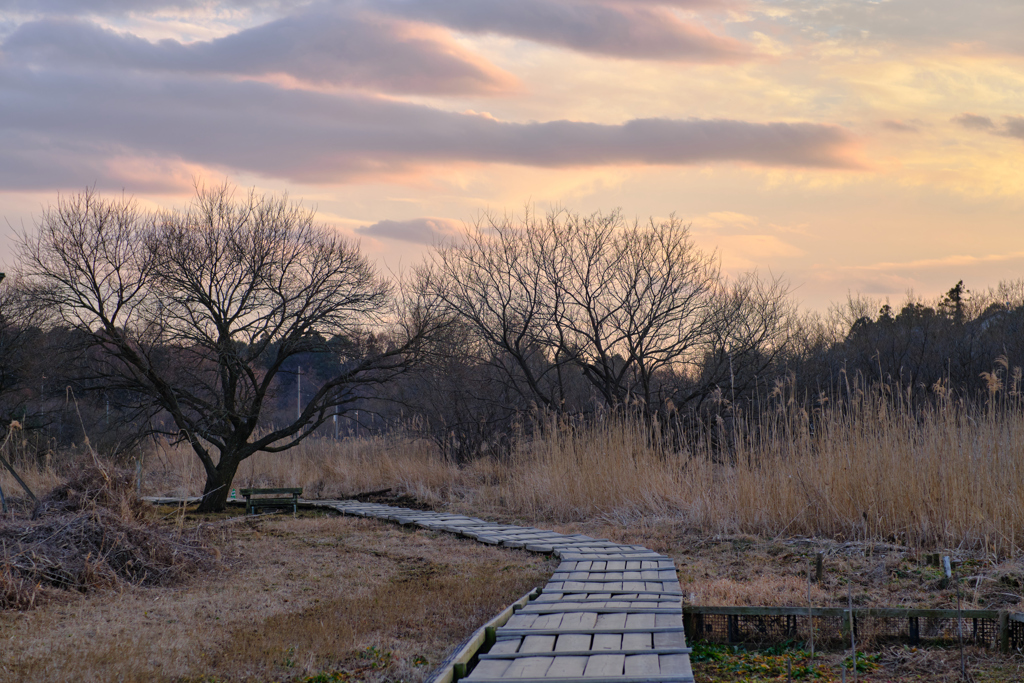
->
490;412;684;520
145;390;1024;554
1;463;210;610
0;511;554;682
489;397;1024;555
689;392;1024;554
144;434;468;506
689;575;830;607
0;434;66;505
10;387;1024;679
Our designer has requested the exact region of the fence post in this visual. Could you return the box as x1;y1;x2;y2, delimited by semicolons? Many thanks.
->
999;611;1009;654
684;611;697;642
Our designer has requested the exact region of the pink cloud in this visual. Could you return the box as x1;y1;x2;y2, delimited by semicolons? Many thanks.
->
0;66;861;189
387;0;751;62
5;10;518;96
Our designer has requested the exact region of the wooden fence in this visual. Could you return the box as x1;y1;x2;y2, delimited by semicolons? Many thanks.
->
683;605;1024;653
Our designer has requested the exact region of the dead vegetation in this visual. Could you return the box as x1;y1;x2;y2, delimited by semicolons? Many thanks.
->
142;390;1024;556
133;415;1024;614
1;463;211;610
0;510;554;682
5;389;1024;679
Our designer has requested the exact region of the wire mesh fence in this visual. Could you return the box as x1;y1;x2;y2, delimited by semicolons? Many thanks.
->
684;606;1021;651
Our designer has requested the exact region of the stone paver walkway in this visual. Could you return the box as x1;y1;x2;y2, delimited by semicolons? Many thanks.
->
309;500;694;683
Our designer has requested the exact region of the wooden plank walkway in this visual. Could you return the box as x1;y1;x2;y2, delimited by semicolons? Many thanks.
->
307;500;694;683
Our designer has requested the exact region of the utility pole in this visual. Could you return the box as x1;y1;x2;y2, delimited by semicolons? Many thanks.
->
296;366;301;420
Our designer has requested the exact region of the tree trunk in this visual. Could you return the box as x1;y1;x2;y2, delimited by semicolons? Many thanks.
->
197;457;241;512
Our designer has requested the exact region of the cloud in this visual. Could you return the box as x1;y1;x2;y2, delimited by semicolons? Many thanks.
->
951;113;1024;141
0;66;858;190
0;0;280;14
355;217;463;244
838;251;1024;273
0;0;191;12
756;0;1024;56
952;113;995;130
386;0;750;62
0;130;196;192
999;116;1024;141
603;0;733;6
690;211;806;270
880;119;920;133
693;210;759;233
0;0;732;15
4;12;517;96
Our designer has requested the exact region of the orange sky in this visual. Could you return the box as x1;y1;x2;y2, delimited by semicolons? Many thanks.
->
0;0;1022;311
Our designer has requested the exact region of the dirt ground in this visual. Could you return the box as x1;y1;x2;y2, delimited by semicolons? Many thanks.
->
0;507;554;683
529;515;1024;682
556;519;1024;613
5;495;1024;682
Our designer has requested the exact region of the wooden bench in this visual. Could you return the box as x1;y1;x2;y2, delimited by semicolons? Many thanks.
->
240;487;302;515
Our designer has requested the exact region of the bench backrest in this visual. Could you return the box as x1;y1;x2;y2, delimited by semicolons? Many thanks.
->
239;487;303;495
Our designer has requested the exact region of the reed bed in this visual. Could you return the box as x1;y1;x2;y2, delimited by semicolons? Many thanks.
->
141;390;1024;552
142;433;474;506
0;432;67;507
678;395;1024;552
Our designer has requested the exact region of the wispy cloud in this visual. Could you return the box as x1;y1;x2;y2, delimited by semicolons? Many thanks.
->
386;0;750;62
755;0;1024;55
4;11;517;96
840;251;1024;273
999;116;1024;141
880;119;920;133
806;250;1024;299
0;0;283;14
355;217;463;244
952;113;1024;141
0;66;859;189
952;113;996;130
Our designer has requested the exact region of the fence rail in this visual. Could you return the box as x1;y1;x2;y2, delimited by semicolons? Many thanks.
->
682;605;1024;653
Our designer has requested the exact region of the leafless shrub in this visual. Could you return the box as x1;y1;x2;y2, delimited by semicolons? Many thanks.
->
1;463;212;610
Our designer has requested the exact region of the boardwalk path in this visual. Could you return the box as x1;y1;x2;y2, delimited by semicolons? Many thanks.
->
308;499;694;683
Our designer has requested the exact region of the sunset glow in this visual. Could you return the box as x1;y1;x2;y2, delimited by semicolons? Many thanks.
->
1;0;1022;310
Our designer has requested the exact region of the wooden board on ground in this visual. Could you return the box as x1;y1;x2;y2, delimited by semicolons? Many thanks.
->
295;498;694;682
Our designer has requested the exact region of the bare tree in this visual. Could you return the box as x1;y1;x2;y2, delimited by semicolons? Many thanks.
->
540;211;721;409
421;208;785;416
0;274;51;435
20;184;435;511
422;208;575;410
683;271;796;406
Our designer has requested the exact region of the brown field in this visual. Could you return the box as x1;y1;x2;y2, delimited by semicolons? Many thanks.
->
127;393;1024;615
4;395;1024;680
138;390;1024;555
0;508;554;683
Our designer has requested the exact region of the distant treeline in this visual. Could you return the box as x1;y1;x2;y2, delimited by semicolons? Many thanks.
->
4;189;1024;467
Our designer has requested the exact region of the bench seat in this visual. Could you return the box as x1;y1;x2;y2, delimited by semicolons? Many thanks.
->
240;487;302;514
